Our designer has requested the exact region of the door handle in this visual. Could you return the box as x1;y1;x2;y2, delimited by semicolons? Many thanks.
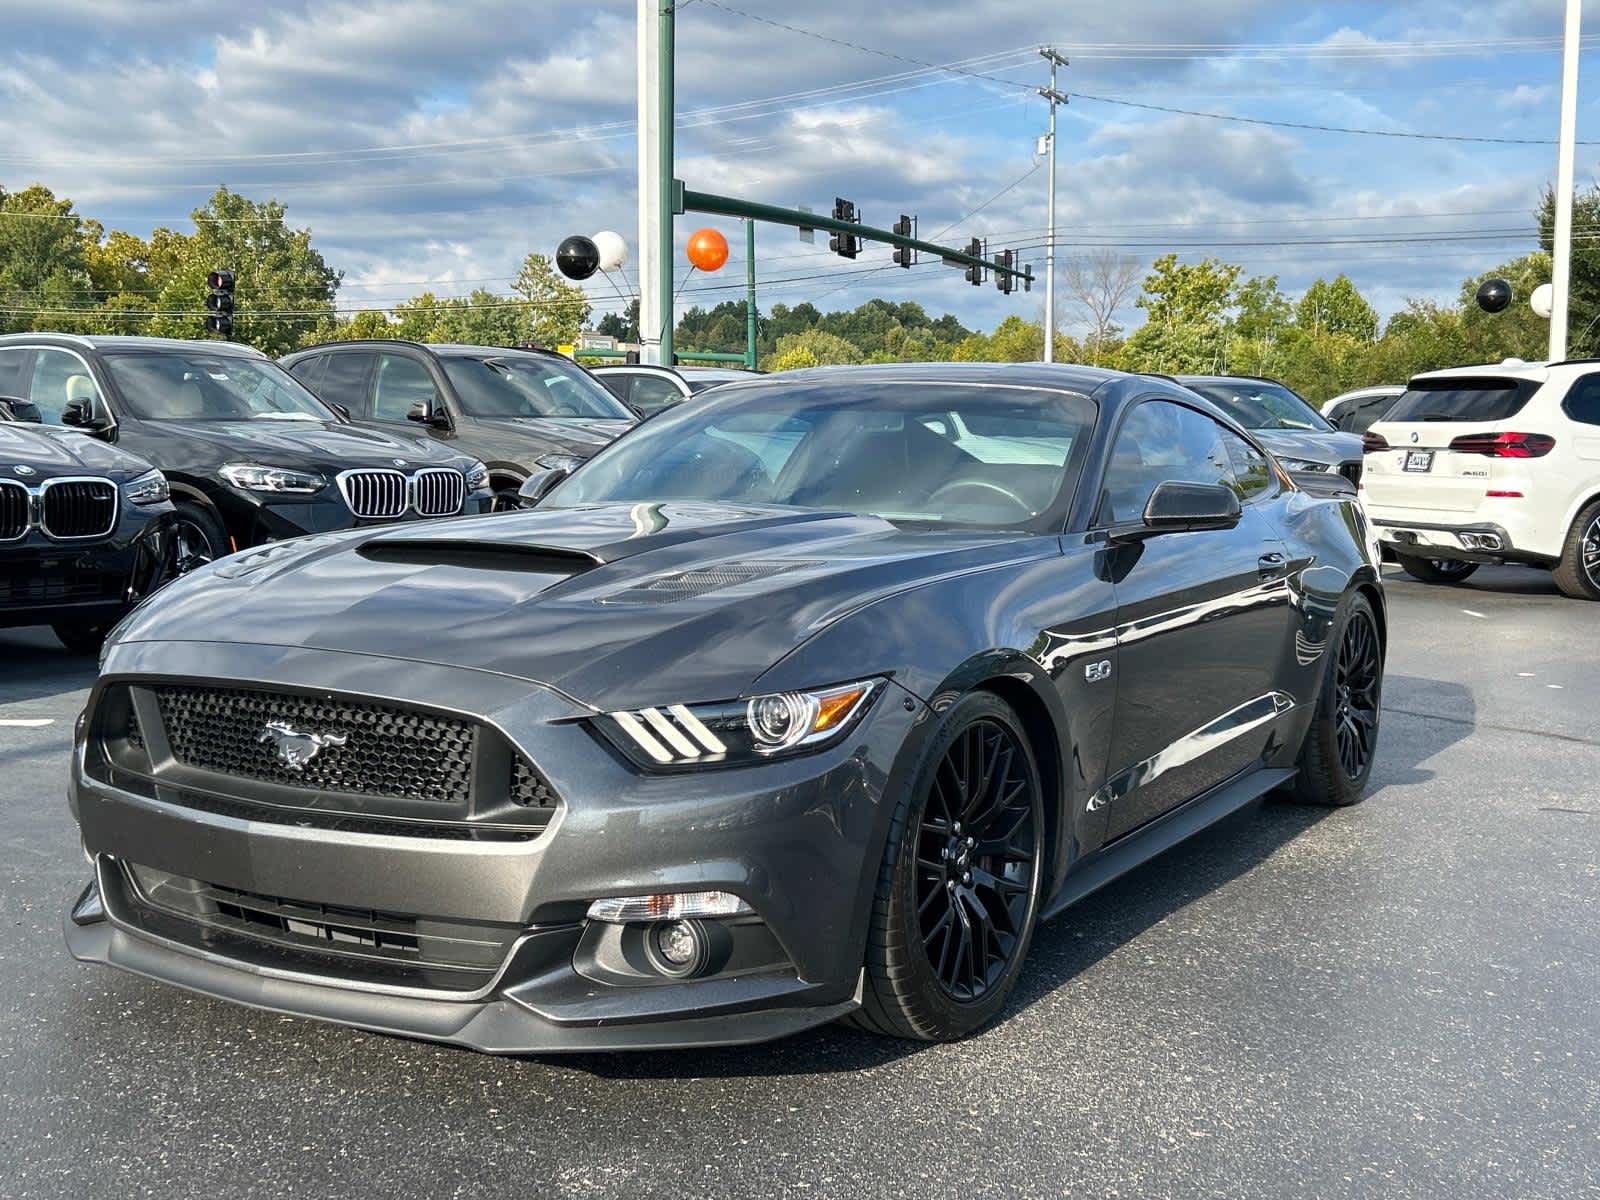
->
1257;551;1288;580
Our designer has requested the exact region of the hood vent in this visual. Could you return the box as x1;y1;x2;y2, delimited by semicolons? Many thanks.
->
601;559;824;605
359;539;601;575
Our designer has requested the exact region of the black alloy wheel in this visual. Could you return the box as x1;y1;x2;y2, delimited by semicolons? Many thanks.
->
1553;501;1600;601
169;501;228;575
915;719;1038;1001
851;691;1046;1041
1333;608;1382;781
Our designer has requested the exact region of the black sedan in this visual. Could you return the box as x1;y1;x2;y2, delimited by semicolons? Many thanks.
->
0;411;173;652
66;364;1385;1051
0;335;494;571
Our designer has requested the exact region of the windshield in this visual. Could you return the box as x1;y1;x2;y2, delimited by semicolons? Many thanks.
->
1384;378;1537;423
546;380;1097;530
102;352;336;422
439;354;631;420
1186;380;1332;432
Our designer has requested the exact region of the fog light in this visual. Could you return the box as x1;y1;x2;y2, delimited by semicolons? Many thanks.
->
586;891;753;923
646;919;710;977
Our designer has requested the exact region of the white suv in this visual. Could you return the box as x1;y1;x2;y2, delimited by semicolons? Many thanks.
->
1363;360;1600;600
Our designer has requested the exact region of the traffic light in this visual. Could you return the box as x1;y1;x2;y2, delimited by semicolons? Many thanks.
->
996;249;1015;295
964;239;984;286
205;269;235;338
892;215;915;268
828;197;859;259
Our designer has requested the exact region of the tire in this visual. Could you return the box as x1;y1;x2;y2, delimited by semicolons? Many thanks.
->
1289;592;1383;807
848;692;1046;1042
491;488;522;513
1551;498;1600;601
1396;553;1479;584
170;500;229;574
52;622;112;655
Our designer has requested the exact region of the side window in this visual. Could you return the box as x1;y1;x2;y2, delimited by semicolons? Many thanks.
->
1219;429;1275;502
28;349;102;426
1563;375;1600;426
0;348;30;401
318;352;377;416
595;371;632;401
373;353;438;423
1098;399;1234;525
286;354;327;394
629;374;684;416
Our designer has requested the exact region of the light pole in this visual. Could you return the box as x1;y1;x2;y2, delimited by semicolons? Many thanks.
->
1550;0;1582;362
1038;48;1068;363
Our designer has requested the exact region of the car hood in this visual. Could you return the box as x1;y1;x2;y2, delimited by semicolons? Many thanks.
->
149;419;473;471
0;423;151;480
111;501;1043;709
468;416;632;459
1255;428;1363;466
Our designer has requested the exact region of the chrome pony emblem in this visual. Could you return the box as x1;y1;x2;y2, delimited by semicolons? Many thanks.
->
11;465;35;477
259;721;348;771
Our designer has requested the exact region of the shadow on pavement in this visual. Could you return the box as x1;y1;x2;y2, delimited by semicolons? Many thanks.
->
0;629;96;704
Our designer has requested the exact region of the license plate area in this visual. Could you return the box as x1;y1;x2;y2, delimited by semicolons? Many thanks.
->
1404;450;1434;473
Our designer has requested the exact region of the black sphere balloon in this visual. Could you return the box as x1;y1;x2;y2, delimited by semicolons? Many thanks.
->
556;235;600;281
1476;278;1513;314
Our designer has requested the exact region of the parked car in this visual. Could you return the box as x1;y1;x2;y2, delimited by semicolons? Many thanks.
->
0;334;493;570
0;406;173;653
1363;360;1600;599
68;363;1385;1052
283;341;634;510
1176;375;1365;486
1324;385;1405;434
591;363;762;417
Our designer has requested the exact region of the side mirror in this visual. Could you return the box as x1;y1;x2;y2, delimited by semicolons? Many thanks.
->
60;397;114;439
407;399;450;429
516;465;570;508
0;396;40;423
1112;481;1241;542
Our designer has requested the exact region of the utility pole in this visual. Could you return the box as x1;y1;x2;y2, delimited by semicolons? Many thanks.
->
1038;48;1068;364
1551;0;1582;362
745;219;758;370
636;1;663;365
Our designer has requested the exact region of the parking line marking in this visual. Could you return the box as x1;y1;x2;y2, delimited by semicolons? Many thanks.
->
1518;672;1537;677
0;718;54;728
1547;684;1565;690
1462;609;1488;619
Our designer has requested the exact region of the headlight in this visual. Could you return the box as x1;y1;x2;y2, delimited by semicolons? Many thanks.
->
1277;457;1330;473
464;461;490;492
597;678;882;770
535;453;585;474
121;468;169;506
220;463;326;494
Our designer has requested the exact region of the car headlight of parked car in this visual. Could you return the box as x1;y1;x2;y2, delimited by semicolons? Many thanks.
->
220;463;327;494
121;469;170;506
464;461;491;492
1277;457;1331;474
596;678;883;770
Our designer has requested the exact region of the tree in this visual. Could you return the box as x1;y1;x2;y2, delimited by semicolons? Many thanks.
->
1062;250;1141;365
597;299;640;341
1122;254;1241;373
1296;274;1378;341
0;185;93;333
760;329;862;370
513;252;589;347
1539;184;1600;355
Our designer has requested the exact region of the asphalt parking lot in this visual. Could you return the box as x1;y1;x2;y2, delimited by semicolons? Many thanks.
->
1;565;1596;1200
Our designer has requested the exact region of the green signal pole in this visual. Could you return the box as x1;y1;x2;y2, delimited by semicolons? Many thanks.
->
745;219;757;370
658;1;675;367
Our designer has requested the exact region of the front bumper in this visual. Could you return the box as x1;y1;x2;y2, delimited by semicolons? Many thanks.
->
66;639;924;1052
215;488;496;547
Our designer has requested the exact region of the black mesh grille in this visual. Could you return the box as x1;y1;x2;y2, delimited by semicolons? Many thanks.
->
0;481;25;541
0;572;118;605
41;479;116;538
1339;461;1363;487
151;684;477;804
511;755;554;808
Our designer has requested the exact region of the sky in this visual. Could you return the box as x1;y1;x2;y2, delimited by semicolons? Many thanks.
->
2;0;1598;340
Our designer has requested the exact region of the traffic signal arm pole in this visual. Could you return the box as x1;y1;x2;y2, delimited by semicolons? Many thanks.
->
658;2;676;366
679;189;1032;284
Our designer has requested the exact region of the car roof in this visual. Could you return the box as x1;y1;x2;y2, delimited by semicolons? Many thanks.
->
1408;359;1560;385
749;361;1122;393
1176;374;1294;389
676;366;760;378
283;339;569;362
0;332;267;358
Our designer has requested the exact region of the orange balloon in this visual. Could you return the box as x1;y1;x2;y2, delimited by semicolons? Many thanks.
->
686;227;730;272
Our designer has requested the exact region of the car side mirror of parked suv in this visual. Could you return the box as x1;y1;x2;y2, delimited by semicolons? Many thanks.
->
0;396;41;423
60;397;115;440
1112;481;1242;543
516;464;571;508
407;399;451;430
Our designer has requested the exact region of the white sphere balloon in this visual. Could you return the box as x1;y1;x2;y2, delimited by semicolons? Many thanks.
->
592;230;628;273
1531;282;1555;320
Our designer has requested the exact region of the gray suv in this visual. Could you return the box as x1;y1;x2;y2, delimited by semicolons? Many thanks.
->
1177;375;1365;488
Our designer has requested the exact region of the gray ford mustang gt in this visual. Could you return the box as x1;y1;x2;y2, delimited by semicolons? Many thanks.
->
65;362;1385;1053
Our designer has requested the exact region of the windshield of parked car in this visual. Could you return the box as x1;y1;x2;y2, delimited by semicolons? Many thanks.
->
438;354;632;420
1186;380;1333;432
101;351;337;422
545;380;1097;530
